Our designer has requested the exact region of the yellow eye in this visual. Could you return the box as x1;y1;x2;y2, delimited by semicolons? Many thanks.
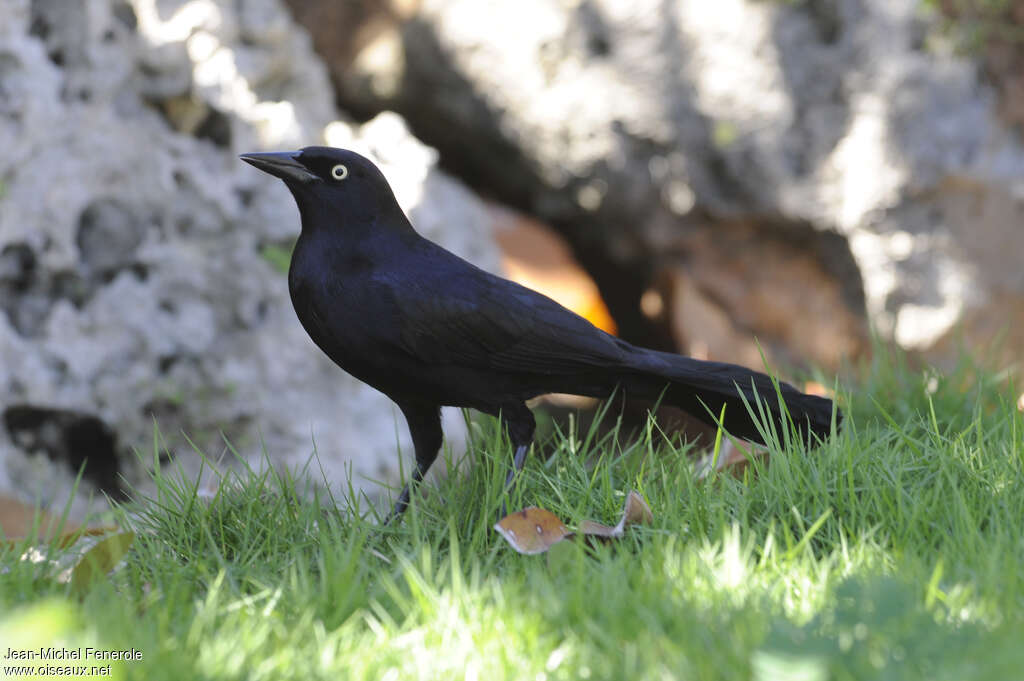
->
331;164;348;180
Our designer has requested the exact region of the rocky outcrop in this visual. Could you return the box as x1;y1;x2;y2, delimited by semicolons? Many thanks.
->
7;0;1023;520
0;0;500;514
291;0;1024;369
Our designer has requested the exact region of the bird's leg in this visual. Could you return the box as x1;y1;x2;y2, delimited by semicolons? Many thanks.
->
384;401;442;526
497;405;536;518
384;467;426;525
498;444;530;518
503;445;530;489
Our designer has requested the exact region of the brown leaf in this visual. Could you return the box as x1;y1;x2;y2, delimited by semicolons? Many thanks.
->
578;490;654;542
497;491;653;554
577;519;618;538
621;490;653;527
494;507;571;555
69;531;135;593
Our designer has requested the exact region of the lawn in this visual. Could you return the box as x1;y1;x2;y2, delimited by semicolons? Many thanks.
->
2;345;1022;680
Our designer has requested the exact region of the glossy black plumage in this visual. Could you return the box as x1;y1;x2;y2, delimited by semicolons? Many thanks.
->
240;146;840;522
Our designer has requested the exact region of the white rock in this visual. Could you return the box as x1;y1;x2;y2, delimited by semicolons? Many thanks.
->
0;0;502;517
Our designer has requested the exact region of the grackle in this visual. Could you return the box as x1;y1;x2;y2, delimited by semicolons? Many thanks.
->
240;147;839;523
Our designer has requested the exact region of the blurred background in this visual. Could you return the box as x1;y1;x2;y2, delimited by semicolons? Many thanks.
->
1;0;1022;518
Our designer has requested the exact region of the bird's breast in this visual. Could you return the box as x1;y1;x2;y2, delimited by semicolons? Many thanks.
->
286;249;410;386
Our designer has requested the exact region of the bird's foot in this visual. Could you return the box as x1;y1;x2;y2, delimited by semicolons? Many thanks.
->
383;484;412;526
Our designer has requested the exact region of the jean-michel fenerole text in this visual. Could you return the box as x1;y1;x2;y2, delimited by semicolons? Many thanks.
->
4;647;142;661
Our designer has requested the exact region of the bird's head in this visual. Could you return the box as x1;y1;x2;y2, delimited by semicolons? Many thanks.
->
240;146;401;222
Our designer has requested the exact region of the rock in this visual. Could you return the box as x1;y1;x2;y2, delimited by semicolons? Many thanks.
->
289;0;1024;369
922;178;1024;368
935;0;1024;131
3;405;122;496
656;218;868;372
0;0;501;517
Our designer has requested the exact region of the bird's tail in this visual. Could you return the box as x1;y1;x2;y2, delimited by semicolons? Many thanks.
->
618;349;839;447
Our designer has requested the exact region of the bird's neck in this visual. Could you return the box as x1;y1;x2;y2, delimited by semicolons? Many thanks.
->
292;203;420;267
290;186;415;244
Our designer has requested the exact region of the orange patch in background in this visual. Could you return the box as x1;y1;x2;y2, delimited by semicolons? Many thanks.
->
491;204;617;335
0;495;114;547
803;381;835;398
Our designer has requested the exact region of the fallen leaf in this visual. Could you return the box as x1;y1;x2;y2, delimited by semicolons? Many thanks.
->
494;507;571;555
578;490;653;542
621;490;653;527
577;519;618;538
496;491;654;554
69;532;135;593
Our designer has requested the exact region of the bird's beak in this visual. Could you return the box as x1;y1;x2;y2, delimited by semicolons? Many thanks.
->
239;151;319;183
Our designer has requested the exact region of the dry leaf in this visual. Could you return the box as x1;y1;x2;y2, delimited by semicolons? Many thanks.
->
69;532;135;593
577;519;618;538
496;491;653;554
621;490;653;526
494;507;571;555
578;490;653;542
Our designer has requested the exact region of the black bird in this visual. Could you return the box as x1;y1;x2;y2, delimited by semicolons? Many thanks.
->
240;147;839;522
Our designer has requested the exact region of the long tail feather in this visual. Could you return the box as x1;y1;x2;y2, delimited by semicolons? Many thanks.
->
621;350;838;447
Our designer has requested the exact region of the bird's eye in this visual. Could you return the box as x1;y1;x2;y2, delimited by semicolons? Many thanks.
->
330;164;349;180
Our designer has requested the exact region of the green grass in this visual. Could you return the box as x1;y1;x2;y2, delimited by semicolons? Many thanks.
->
2;345;1023;680
260;241;295;275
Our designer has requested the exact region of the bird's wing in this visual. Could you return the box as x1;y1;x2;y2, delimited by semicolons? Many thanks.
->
392;266;630;375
